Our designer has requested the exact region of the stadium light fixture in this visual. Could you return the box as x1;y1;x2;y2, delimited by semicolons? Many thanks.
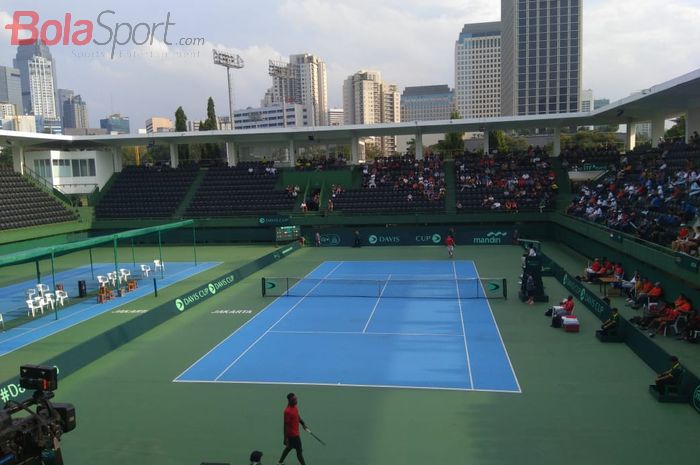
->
213;49;244;131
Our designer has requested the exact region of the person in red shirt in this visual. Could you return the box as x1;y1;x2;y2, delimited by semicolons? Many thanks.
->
445;235;456;258
277;393;309;465
585;258;602;281
550;295;575;318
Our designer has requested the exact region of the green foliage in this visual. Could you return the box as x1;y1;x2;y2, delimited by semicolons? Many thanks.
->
436;111;464;158
195;98;223;162
488;130;507;153
174;106;191;161
561;129;620;150
0;145;13;167
364;143;382;160
664;116;685;140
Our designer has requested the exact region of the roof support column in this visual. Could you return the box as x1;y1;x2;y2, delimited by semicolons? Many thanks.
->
111;146;123;173
552;127;561;157
225;142;237;167
625;120;637;152
483;127;490;155
169;143;179;168
351;136;360;164
686;106;700;144
13;145;25;174
415;132;423;158
651;115;666;148
288;139;295;167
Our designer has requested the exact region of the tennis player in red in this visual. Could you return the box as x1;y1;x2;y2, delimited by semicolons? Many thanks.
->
445;235;456;258
277;393;309;465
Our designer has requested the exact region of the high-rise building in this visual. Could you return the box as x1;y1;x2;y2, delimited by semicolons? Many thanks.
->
145;117;173;133
27;56;57;119
234;104;308;129
580;89;593;112
266;53;328;126
455;22;501;118
0;103;16;118
100;113;130;134
0;66;23;115
63;94;89;129
57;89;74;125
328;108;344;126
343;70;400;155
593;98;610;110
500;0;582;116
401;85;455;122
14;41;58;116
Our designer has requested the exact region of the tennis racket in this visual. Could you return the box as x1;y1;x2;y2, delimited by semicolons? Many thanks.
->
305;428;326;446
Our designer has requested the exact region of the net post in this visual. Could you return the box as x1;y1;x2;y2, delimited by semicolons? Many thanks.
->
262;277;266;297
503;278;507;299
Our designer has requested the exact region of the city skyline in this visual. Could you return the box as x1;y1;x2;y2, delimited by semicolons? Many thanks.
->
0;0;699;132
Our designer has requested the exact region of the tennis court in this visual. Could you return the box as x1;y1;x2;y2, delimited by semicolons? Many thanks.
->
176;260;520;392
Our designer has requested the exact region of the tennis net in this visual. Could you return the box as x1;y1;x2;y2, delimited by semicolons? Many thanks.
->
262;276;507;299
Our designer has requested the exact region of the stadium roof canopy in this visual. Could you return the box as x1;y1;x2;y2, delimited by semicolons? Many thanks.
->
2;68;699;150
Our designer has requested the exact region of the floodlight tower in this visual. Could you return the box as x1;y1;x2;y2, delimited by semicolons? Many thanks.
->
268;60;292;128
213;49;244;130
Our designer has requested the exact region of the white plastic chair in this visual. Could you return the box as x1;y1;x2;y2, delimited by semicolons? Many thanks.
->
25;288;36;300
43;293;55;310
0;313;4;331
26;299;43;318
97;275;109;288
107;272;118;287
55;290;68;307
36;283;49;297
154;260;165;273
119;268;131;284
140;264;151;277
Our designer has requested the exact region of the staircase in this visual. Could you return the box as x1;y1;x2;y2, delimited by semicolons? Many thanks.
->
175;168;206;217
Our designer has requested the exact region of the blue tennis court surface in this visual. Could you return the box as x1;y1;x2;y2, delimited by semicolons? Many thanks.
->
176;260;520;393
0;261;220;356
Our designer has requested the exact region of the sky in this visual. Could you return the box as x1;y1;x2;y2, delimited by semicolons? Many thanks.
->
0;0;699;132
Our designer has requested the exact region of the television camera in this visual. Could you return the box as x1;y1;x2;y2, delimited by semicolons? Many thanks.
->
0;365;76;465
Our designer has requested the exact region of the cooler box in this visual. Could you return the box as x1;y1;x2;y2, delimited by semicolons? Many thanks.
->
562;315;580;333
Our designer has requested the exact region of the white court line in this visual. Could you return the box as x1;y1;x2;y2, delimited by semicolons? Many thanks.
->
472;265;523;394
212;261;345;381
173;261;328;381
0;264;217;357
362;273;391;333
269;330;464;337
173;378;520;394
453;261;474;390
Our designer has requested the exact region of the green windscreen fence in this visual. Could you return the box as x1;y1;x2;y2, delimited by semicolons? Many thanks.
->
0;220;197;331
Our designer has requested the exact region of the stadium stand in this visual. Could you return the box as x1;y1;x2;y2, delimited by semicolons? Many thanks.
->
455;147;558;212
95;165;198;219
566;142;700;251
0;166;77;230
332;154;446;214
560;145;620;171
186;162;295;217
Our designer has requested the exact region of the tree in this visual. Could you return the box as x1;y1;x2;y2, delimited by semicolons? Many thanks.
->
174;106;191;161
664;116;685;141
561;129;620;150
437;110;464;158
364;143;382;160
488;130;507;153
197;97;223;163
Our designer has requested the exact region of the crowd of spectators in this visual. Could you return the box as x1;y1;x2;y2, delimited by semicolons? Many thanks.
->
295;154;347;171
567;141;700;252
360;154;446;202
455;146;558;212
560;144;621;172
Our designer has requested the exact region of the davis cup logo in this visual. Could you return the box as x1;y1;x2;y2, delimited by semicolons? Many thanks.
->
368;235;378;245
432;234;442;244
175;299;185;311
258;218;265;224
208;283;216;294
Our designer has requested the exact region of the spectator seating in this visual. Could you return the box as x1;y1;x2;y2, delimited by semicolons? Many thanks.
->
95;165;198;219
332;155;446;214
561;146;620;171
567;143;700;251
0;166;77;230
295;154;348;171
455;148;558;212
186;162;295;217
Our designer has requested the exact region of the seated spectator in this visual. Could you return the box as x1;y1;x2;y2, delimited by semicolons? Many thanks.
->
619;271;639;298
671;224;690;251
598;307;620;336
584;258;602;281
677;313;700;343
652;356;684;395
629;280;662;309
300;200;308;213
545;295;575;318
326;198;334;213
